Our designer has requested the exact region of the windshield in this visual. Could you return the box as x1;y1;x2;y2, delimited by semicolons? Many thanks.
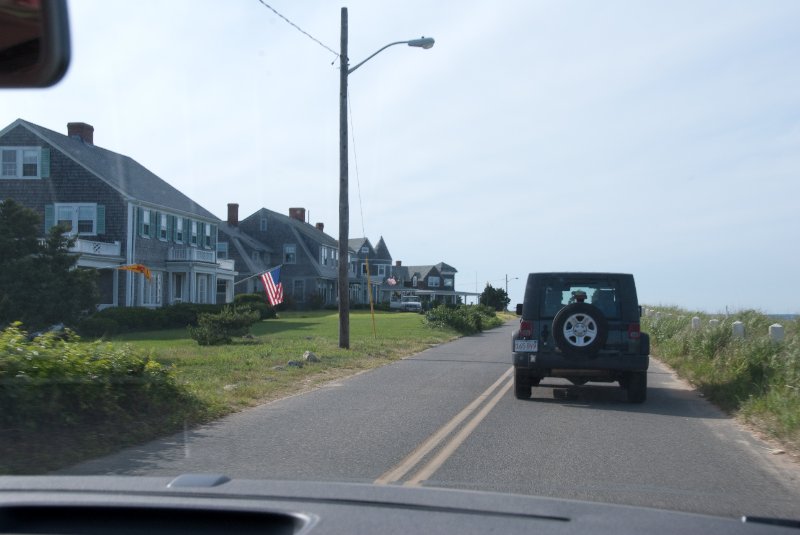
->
1;0;798;523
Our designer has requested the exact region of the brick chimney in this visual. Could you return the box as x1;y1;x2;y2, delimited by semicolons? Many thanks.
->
289;207;306;222
315;222;324;232
227;203;239;226
67;122;94;145
395;260;402;267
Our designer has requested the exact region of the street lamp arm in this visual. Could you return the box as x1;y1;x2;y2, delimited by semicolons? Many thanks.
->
348;37;434;74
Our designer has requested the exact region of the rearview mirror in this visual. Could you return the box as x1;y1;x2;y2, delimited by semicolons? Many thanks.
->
0;0;70;87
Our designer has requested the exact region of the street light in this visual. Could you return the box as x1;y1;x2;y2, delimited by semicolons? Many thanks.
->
338;7;434;349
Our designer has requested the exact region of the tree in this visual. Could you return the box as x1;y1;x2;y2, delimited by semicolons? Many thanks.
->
480;284;510;312
0;199;98;330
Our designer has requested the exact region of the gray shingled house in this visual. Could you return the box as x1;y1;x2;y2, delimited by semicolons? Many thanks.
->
0;119;235;309
236;206;338;306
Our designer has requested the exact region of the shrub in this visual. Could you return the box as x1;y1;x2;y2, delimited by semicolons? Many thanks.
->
233;293;277;319
424;304;502;335
188;306;260;346
76;316;119;338
0;323;195;431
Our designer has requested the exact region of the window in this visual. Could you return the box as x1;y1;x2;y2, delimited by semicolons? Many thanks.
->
361;246;369;253
284;244;296;264
378;264;386;276
412;275;418;287
260;217;268;231
252;250;260;262
173;273;184;302
444;278;454;288
217;242;228;259
361;263;368;275
321;247;329;266
428;276;441;288
175;217;184;243
204;223;211;247
142;272;162;306
54;203;98;235
191;221;198;245
159;213;168;240
196;273;209;303
142;209;151;237
1;147;41;178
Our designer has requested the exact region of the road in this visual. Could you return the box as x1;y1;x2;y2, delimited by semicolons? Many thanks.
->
62;321;800;519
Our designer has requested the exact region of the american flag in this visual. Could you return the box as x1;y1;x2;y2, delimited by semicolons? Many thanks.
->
260;266;284;306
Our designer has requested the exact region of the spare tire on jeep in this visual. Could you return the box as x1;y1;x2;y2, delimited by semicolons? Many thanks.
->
553;303;608;356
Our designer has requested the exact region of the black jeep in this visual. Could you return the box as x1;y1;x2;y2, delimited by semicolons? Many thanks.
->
512;272;650;403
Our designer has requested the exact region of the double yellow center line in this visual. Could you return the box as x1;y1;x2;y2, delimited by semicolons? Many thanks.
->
374;366;513;487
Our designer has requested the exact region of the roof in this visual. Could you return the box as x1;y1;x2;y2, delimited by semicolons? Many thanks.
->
348;237;371;253
374;236;392;260
5;119;218;221
259;207;338;248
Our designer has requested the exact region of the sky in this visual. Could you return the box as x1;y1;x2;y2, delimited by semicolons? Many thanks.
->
2;1;799;314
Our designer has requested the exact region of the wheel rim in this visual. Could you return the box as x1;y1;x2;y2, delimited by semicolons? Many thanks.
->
562;313;598;347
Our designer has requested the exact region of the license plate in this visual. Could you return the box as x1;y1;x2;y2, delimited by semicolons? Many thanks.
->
514;339;538;352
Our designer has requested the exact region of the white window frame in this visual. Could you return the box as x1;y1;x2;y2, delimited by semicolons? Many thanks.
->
191;221;198;246
175;217;184;243
1;147;41;179
159;213;168;241
428;276;441;288
284;244;296;264
377;264;386;276
204;223;212;248
55;203;97;235
217;241;228;259
142;209;151;237
142;272;163;306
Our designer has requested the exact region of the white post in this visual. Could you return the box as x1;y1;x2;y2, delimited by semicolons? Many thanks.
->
769;324;785;343
732;321;745;339
708;319;720;329
691;316;701;330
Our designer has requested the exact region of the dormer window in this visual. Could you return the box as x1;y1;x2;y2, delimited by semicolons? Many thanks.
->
1;147;41;178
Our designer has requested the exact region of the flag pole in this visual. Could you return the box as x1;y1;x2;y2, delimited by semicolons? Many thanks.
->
233;264;283;286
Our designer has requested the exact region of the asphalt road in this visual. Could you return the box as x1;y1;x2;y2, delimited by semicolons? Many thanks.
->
62;321;800;519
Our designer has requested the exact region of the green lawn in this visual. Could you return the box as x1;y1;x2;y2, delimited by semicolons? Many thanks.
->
115;310;461;416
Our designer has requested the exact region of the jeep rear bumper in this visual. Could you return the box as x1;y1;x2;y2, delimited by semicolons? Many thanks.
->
513;351;649;372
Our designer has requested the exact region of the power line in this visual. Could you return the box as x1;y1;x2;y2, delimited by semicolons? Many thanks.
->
255;1;340;59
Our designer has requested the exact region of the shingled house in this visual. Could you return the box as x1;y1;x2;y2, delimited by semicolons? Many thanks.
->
0;119;235;308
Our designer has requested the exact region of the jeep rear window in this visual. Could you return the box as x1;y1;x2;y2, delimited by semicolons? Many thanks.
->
540;280;620;318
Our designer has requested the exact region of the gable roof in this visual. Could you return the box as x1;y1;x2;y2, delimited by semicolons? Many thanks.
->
254;207;338;248
348;237;372;253
4;119;218;221
374;236;392;260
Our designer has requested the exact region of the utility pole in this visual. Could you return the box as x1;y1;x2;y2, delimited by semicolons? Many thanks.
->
338;7;350;349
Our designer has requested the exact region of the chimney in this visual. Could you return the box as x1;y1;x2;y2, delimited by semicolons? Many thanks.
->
289;207;306;222
67;122;94;145
315;222;324;232
395;260;402;267
227;203;239;226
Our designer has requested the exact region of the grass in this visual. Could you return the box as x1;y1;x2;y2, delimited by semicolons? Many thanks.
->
642;307;799;453
118;310;461;415
1;310;464;474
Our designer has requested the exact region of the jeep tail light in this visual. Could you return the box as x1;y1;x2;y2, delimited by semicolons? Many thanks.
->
519;320;533;338
628;323;641;339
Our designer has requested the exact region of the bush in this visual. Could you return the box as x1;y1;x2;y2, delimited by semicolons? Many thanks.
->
82;304;227;336
188;306;260;346
641;307;800;446
0;323;194;431
76;316;119;338
234;293;277;319
424;304;502;335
